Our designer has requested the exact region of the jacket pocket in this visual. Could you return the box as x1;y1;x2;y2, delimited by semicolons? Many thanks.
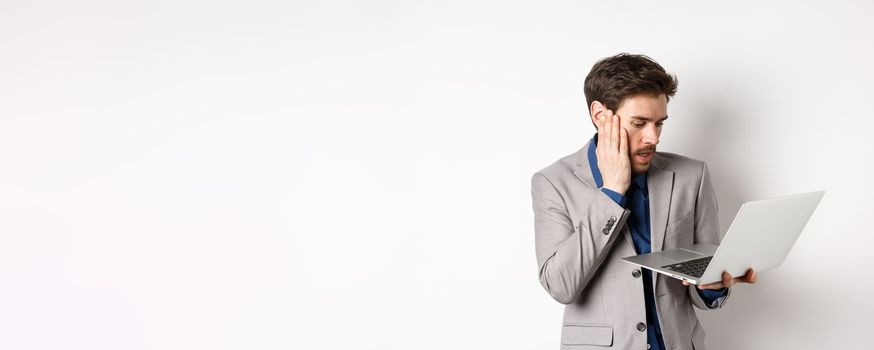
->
561;323;613;346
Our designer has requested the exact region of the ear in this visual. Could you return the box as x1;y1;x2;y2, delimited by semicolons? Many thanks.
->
589;101;609;126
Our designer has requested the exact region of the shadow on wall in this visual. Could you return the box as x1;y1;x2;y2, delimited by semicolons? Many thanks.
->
683;96;835;349
681;95;752;234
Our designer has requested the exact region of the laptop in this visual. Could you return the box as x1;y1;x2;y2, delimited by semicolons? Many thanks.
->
622;190;824;285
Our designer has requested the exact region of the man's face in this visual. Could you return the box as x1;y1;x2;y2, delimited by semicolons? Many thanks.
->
607;94;668;174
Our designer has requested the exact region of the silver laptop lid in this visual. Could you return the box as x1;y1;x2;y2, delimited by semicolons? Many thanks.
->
699;190;825;283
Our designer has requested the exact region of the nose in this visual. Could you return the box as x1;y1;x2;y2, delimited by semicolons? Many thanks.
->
642;124;660;147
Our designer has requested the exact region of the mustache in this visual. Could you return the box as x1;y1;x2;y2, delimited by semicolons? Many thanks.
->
634;146;656;155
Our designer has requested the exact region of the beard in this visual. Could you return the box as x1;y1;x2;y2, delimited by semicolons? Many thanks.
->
630;145;656;174
632;162;650;174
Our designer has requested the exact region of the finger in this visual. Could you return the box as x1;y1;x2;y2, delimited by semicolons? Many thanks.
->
747;268;758;283
611;114;619;152
597;114;606;150
682;280;690;286
722;271;733;288
620;126;628;155
603;111;613;150
597;112;605;132
698;281;724;290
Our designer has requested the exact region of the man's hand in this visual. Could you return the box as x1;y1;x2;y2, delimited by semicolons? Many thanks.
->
683;268;758;289
596;110;631;195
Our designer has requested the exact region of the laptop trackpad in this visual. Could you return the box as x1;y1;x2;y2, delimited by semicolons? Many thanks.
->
660;249;704;261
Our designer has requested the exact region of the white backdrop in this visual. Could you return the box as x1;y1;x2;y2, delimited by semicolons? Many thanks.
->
1;0;873;349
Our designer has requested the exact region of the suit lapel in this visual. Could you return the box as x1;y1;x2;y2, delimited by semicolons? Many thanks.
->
648;154;674;253
572;139;597;188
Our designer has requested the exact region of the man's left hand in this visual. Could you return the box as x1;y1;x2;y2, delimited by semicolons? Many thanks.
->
682;268;758;290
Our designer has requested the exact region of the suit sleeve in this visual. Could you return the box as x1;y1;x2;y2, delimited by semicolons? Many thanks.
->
688;161;732;309
532;172;630;304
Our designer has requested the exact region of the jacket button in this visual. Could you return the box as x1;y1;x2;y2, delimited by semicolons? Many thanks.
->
602;228;610;235
632;269;641;278
636;322;646;332
610;216;617;221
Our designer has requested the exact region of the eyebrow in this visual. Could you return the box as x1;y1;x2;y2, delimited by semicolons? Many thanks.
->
629;115;669;122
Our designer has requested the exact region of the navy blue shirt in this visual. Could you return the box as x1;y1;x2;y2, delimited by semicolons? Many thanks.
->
587;133;726;350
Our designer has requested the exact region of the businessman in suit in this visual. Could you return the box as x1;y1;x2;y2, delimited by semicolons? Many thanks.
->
531;53;757;350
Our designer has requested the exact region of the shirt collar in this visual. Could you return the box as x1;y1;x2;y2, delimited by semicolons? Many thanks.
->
587;133;648;191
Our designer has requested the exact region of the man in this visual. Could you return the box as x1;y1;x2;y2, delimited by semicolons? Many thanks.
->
531;53;757;350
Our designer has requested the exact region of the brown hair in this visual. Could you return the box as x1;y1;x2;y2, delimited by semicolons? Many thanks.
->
583;53;678;116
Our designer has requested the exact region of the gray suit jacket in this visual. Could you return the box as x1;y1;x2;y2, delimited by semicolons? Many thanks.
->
531;139;730;350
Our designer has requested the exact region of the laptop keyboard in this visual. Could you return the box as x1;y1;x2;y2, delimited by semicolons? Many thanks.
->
662;256;712;278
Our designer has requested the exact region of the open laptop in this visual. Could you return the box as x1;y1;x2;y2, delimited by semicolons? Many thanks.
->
622;190;824;285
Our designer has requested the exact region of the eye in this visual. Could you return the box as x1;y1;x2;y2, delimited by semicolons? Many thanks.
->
656;122;664;127
632;122;645;128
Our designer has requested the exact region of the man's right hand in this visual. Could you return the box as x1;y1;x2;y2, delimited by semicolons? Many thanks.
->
596;110;631;195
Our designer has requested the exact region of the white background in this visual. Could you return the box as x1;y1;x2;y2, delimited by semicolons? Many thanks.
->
1;0;872;349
